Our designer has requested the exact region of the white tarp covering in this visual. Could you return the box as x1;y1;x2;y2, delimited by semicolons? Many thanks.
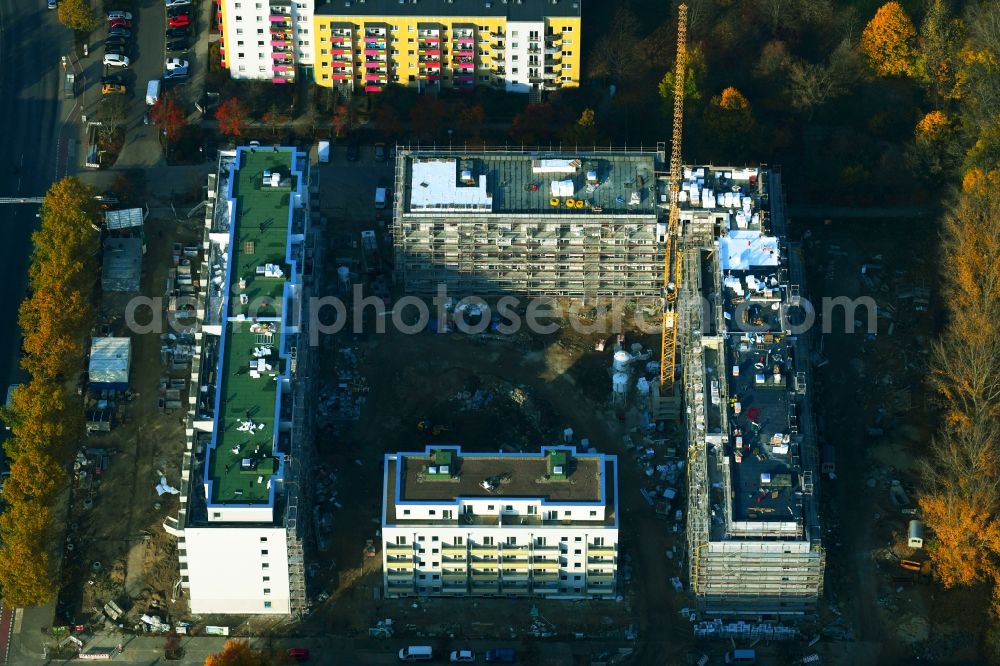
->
532;158;579;174
105;207;144;230
719;230;780;270
89;337;131;387
410;159;492;212
550;179;575;197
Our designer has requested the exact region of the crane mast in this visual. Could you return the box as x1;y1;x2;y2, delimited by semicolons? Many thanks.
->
660;3;688;394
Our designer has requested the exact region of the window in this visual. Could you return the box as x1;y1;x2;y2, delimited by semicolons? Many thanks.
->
179;562;188;570
259;536;268;543
431;536;439;542
527;505;537;515
321;48;328;55
564;510;571;517
512;55;518;61
564;26;574;32
212;512;221;519
238;52;245;58
264;601;272;609
505;505;513;511
263;588;271;595
432;548;439;554
506;536;516;545
396;536;407;545
234;1;241;6
574;549;581;555
511;31;519;36
574;575;581;580
512;68;518;74
563;51;573;56
322;74;329;80
408;25;414;31
258;40;264;46
235;28;243;34
454;536;464;545
560;574;567;580
575;536;582;541
561;536;568;542
429;510;436;516
563;63;572;70
511;43;518;49
261;549;269;555
563;39;573;45
238;65;246;71
535;537;546;546
181;575;189;582
235;15;243;21
589;510;597;516
263;576;270;582
257;28;264;34
262;562;270;569
594;537;604;546
482;536;494;546
574;563;582;568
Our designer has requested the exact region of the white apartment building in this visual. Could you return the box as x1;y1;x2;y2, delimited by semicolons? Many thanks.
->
220;0;315;83
164;146;314;615
382;446;619;598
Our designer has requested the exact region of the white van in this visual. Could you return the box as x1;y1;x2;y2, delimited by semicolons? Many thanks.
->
398;645;433;662
146;80;161;106
724;649;756;664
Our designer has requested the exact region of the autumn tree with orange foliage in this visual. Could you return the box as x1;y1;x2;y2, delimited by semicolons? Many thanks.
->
862;2;917;77
0;177;99;606
204;640;288;666
919;184;1000;613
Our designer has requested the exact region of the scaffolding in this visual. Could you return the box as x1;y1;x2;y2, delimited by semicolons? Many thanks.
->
682;166;825;617
392;148;667;297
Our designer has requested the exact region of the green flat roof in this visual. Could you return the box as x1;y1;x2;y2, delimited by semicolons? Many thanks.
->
230;149;297;318
208;148;299;505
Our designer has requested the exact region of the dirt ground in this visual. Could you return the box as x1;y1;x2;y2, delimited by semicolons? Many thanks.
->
797;214;989;666
56;198;207;632
294;197;699;663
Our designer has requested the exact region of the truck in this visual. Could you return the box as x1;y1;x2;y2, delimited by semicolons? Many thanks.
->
360;230;382;275
64;71;75;98
317;140;330;164
145;79;160;106
375;186;387;209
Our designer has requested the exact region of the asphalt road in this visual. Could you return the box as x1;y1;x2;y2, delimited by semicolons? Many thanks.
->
0;1;67;411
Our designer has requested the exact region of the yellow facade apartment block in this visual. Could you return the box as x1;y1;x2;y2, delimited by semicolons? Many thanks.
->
313;0;582;93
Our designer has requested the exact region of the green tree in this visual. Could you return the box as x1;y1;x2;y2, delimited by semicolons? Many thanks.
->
915;0;960;101
57;0;97;32
658;45;706;116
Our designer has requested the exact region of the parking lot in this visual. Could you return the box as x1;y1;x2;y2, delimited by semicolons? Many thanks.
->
84;0;210;169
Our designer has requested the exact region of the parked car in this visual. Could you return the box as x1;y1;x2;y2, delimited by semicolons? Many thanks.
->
108;18;132;29
165;27;191;38
484;649;516;663
103;53;130;67
106;10;131;20
168;14;190;27
166;39;190;52
374;142;387;162
47;0;57;9
450;650;476;663
165;0;191;6
165;58;189;70
287;647;310;662
163;67;189;80
143;110;151;125
101;83;127;95
346;139;360;162
108;28;131;38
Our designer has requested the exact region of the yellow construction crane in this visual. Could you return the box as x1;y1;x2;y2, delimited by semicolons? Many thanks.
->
660;3;688;397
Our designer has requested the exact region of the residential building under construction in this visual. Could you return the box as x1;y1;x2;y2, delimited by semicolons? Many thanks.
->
391;148;668;297
676;165;825;616
164;146;317;615
382;446;619;598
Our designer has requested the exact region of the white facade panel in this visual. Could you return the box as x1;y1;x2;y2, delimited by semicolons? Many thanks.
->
184;526;290;614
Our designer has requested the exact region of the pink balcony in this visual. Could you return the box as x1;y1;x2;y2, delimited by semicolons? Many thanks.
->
364;49;384;56
364;74;385;81
419;48;441;56
363;36;385;43
330;48;349;55
268;14;286;21
454;49;474;57
455;62;474;70
271;52;291;60
419;36;439;43
364;85;383;92
270;40;289;47
365;61;385;69
455;37;474;44
330;73;351;80
272;77;292;84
